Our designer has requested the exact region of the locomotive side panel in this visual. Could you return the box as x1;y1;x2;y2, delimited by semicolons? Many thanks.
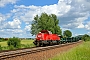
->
50;34;60;40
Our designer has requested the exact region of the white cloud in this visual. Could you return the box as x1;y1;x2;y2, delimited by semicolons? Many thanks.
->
0;29;24;38
85;21;90;30
3;18;21;29
11;0;90;30
58;0;90;29
0;0;17;7
11;0;71;25
74;16;88;28
0;13;11;29
25;25;31;31
0;13;10;22
77;23;84;28
88;32;90;35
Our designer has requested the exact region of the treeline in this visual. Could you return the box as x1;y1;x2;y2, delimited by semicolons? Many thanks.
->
0;38;34;42
0;38;8;42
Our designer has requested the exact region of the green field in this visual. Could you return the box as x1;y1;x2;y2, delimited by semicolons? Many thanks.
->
0;41;7;46
0;40;35;50
21;40;34;45
49;41;90;60
21;40;35;48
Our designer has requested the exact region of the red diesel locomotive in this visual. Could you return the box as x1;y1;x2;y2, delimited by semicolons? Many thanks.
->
33;30;61;46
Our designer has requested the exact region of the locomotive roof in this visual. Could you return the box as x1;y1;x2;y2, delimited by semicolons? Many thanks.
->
40;30;49;33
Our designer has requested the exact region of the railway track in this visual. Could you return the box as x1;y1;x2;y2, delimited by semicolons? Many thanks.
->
0;40;82;60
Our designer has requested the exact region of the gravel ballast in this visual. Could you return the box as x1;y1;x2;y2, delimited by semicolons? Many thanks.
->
6;41;82;60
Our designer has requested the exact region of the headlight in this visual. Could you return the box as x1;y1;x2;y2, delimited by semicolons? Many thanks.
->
37;35;41;37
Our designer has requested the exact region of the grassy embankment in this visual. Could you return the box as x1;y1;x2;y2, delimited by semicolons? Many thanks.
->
49;41;90;60
0;40;35;50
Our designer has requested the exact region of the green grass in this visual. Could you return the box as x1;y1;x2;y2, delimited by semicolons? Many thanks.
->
21;40;35;48
0;41;7;46
21;40;34;45
0;40;35;50
49;41;90;60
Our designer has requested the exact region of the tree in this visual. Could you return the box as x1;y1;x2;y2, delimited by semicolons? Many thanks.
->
63;30;72;38
82;34;90;41
31;13;62;35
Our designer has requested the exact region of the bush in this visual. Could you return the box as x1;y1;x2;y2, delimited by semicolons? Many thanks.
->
82;34;90;41
84;37;90;41
7;37;21;48
9;45;15;50
0;45;2;51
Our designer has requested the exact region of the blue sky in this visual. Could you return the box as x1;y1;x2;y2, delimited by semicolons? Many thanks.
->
0;0;90;38
16;0;58;6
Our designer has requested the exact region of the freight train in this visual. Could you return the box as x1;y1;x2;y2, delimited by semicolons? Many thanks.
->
33;30;80;46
